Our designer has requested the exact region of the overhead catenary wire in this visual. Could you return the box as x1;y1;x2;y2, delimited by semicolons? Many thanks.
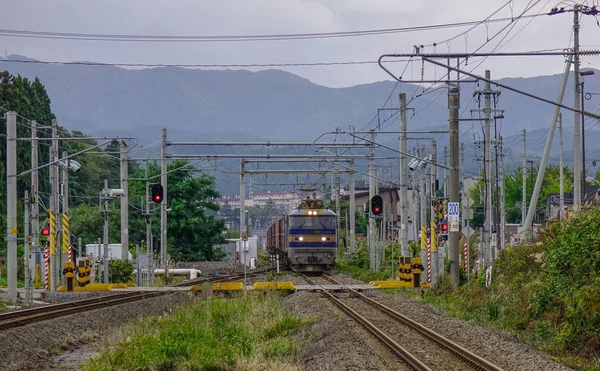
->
0;14;546;43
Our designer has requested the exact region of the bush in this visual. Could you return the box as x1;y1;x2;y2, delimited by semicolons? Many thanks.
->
108;259;134;283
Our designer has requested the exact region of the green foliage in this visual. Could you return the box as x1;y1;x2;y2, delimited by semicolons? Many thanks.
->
412;206;600;369
128;160;227;261
83;294;309;370
467;165;573;224
108;259;134;283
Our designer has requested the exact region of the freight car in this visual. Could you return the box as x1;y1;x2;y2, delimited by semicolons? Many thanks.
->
266;193;337;273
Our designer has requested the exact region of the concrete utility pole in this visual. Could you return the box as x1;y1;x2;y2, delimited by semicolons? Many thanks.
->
484;70;493;266
62;151;70;286
368;129;376;270
524;55;573;232
239;159;246;292
120;141;129;260
335;174;341;248
499;137;506;252
430;140;437;282
103;179;109;284
145;183;153;286
443;146;449;198
522;129;527;225
161;128;168;278
6;112;17;303
31;121;39;269
349;160;356;254
399;93;409;257
448;86;460;287
420;144;427;283
573;5;582;209
24;190;31;305
49;119;58;292
559;113;565;218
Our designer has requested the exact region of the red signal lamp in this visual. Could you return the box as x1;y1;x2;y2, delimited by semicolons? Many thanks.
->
41;226;50;236
441;223;448;232
374;207;380;213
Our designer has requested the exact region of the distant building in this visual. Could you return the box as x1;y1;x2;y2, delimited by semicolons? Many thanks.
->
546;186;600;220
215;190;301;213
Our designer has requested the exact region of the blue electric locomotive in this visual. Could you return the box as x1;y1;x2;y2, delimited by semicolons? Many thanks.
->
266;194;337;273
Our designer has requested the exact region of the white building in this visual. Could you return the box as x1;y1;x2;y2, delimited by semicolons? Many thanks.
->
216;190;300;212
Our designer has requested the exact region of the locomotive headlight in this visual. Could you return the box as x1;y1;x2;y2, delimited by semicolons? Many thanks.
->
321;237;327;241
299;236;304;241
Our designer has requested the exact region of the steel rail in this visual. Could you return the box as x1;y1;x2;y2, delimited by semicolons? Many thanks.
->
302;274;431;371
0;292;163;331
323;275;504;371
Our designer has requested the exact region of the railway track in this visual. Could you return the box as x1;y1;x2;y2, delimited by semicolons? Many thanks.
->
172;266;277;287
0;291;164;331
302;274;503;371
0;267;277;332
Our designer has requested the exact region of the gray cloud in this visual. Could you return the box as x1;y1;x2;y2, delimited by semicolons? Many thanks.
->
0;0;597;87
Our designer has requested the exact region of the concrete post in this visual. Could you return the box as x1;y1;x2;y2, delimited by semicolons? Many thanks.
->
484;70;493;266
573;5;581;209
523;55;572;232
349;160;356;254
103;179;109;284
161;128;168;278
448;85;460;288
399;93;409;257
120;141;129;260
430;140;438;283
368;129;376;270
6;112;17;303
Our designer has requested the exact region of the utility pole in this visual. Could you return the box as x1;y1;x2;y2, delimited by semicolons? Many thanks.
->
523;55;573;232
335;173;340;249
368;129;376;270
498;137;506;252
484;70;493;266
559;113;565;218
399;93;409;257
448;85;460;287
573;4;581;209
49;119;58;292
120;141;129;260
31;121;40;281
349;160;356;254
430;140;437;283
420;144;427;283
62;151;70;284
240;159;246;293
145;183;153;286
522;129;527;225
6;112;17;303
443;146;449;198
102;179;109;284
161;128;168;279
24;190;31;305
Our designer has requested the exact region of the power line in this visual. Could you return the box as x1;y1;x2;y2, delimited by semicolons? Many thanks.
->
0;58;411;68
0;15;544;43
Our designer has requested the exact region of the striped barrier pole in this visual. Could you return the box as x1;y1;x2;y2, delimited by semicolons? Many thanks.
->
463;241;468;273
68;244;73;262
44;246;50;290
427;239;431;283
62;213;69;255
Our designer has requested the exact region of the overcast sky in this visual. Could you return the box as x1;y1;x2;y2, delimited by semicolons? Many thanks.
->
1;0;599;87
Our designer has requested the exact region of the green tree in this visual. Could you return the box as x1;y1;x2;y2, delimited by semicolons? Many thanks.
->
128;161;226;261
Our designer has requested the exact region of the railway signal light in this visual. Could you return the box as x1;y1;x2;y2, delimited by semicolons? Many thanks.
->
151;184;163;203
41;224;50;240
371;195;383;216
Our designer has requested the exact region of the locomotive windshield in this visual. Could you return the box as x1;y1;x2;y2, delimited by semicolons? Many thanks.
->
289;216;336;228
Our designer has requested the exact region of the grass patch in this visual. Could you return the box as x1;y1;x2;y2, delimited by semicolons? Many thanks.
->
83;293;311;370
401;208;600;370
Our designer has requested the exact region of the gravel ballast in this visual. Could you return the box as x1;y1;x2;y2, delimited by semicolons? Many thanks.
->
0;292;196;371
282;273;573;371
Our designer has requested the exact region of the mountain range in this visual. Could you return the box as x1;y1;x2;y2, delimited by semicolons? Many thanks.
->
2;55;599;194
